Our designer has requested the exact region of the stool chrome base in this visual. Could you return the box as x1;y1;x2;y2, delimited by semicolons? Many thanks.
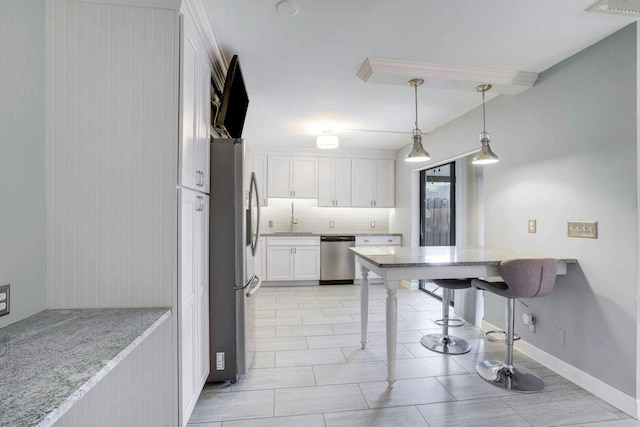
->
421;334;471;355
476;360;544;391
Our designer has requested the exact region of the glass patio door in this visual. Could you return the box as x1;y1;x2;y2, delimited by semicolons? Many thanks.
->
419;162;456;298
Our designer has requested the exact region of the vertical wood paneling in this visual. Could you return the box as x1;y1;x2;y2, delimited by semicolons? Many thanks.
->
54;315;175;426
47;0;179;309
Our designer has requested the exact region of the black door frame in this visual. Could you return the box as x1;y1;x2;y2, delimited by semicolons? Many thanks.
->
418;162;456;301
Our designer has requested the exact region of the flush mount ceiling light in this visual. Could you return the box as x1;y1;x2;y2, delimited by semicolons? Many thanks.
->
404;78;431;163
472;84;499;166
275;0;300;17
317;130;339;149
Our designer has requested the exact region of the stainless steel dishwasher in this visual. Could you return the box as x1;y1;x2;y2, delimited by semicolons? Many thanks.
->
320;236;356;285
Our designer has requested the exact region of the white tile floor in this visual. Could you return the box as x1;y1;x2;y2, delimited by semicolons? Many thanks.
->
188;284;639;427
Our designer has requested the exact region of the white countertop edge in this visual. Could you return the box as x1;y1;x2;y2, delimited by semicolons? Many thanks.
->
37;308;172;427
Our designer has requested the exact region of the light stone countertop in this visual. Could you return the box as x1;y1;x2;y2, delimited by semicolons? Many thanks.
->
0;308;171;427
350;245;577;268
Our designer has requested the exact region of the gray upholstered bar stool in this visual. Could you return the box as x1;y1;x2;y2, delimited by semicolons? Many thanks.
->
420;279;472;354
472;258;557;391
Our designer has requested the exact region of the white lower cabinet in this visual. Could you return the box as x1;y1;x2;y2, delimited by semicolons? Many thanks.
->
354;235;401;282
266;236;320;281
255;236;267;279
178;188;209;424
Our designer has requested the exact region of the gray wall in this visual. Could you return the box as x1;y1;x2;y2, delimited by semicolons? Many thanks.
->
0;0;46;328
392;24;637;397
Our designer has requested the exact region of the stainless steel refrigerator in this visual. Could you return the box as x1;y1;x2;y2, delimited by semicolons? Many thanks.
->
207;137;261;383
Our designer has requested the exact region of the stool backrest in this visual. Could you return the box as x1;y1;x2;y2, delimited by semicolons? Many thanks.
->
499;258;558;299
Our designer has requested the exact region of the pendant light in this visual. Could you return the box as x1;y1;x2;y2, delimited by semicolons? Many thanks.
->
472;84;499;165
404;78;431;162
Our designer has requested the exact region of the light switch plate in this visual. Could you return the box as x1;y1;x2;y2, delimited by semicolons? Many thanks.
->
568;220;598;238
528;219;536;233
0;284;9;317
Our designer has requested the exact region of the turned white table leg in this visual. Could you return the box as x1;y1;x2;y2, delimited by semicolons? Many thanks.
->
360;266;370;349
386;283;398;387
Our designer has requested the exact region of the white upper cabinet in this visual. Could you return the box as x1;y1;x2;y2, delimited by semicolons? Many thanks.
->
318;158;351;207
351;159;395;207
268;156;318;198
374;159;395;207
253;155;268;206
179;11;210;193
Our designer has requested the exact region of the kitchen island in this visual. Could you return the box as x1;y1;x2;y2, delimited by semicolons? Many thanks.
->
0;308;172;426
350;245;576;387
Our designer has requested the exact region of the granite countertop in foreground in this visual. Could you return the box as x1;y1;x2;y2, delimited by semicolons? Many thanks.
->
0;308;171;427
350;245;577;268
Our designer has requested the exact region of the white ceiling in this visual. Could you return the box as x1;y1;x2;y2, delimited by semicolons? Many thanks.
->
202;0;636;151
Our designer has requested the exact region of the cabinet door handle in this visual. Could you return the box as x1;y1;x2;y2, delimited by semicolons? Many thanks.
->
374;200;377;206
293;190;296;197
196;196;204;211
290;247;293;254
363;239;369;243
196;171;204;186
388;239;393;243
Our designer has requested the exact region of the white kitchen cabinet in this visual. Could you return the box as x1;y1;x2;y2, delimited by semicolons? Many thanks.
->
179;10;210;194
351;159;395;207
268;156;318;198
318;158;351;207
178;7;214;426
354;235;401;282
178;188;209;421
266;236;320;281
253;155;268;206
254;236;267;280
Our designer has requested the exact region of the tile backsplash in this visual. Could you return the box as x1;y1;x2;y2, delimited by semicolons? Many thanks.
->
260;199;390;234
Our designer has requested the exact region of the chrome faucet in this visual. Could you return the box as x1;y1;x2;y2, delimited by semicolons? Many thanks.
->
290;202;298;231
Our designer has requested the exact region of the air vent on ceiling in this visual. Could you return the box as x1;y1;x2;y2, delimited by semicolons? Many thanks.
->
586;0;640;16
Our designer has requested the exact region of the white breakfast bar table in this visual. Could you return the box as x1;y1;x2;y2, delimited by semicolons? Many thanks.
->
350;245;576;387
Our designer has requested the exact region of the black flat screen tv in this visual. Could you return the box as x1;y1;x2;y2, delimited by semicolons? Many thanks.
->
215;55;249;139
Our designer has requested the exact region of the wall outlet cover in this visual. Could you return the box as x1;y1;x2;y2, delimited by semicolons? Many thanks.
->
0;284;9;317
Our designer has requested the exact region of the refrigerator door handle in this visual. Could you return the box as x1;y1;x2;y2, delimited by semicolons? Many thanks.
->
249;172;261;256
245;275;262;297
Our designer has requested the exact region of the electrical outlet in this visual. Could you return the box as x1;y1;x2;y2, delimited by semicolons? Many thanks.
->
269;221;273;228
329;221;334;228
0;285;9;317
522;312;535;333
216;352;225;370
370;221;375;228
568;220;597;238
528;219;536;233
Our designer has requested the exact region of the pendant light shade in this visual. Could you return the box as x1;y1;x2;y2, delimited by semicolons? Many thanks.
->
472;84;499;165
404;78;430;163
473;131;499;164
317;130;339;149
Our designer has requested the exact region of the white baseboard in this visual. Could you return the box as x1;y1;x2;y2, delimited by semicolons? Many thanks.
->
400;280;418;290
482;320;637;418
